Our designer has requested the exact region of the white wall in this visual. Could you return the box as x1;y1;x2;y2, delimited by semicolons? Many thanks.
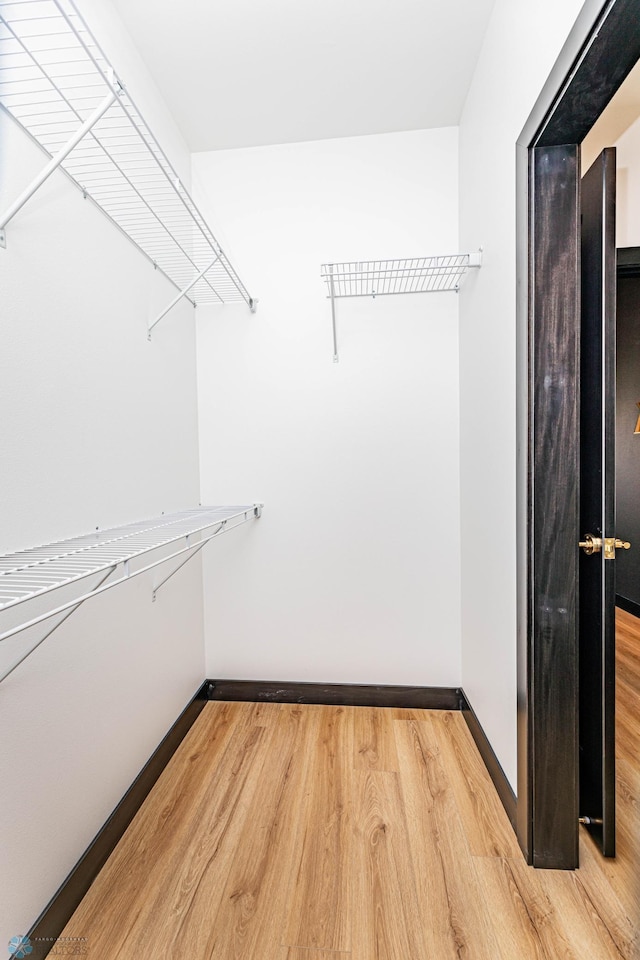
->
582;86;640;247
458;0;590;789
193;129;462;686
615;114;640;248
0;34;203;949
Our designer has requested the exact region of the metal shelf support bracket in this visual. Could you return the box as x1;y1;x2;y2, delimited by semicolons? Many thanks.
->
0;566;117;686
152;503;262;598
148;253;221;338
151;526;223;601
0;88;118;241
328;265;339;363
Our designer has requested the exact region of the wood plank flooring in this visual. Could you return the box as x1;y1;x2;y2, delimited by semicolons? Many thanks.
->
576;607;640;959
61;681;639;959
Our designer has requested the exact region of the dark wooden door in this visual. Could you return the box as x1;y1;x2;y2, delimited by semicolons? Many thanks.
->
579;147;617;857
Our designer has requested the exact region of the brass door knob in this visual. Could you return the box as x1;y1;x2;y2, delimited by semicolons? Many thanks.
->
579;534;602;555
579;535;631;558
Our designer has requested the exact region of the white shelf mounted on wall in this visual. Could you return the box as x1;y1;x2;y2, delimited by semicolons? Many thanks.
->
321;252;482;361
0;0;257;335
0;505;263;684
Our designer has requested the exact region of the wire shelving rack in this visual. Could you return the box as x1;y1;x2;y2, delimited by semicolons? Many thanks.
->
0;504;262;684
321;253;482;361
0;0;256;333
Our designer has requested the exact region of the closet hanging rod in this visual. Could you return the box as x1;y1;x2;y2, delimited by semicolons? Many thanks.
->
0;0;257;330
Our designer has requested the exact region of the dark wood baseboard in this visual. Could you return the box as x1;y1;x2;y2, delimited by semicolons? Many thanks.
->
205;678;463;710
616;594;640;620
25;682;210;960
24;679;519;957
459;689;517;829
616;247;640;277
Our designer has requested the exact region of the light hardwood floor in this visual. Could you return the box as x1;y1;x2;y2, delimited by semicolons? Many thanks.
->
576;607;640;959
61;670;639;959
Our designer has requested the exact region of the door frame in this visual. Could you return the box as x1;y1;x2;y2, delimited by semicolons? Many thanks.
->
516;0;640;867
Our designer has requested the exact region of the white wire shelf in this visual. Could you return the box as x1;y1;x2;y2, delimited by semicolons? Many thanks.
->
321;254;481;299
0;505;262;683
321;252;482;361
0;0;255;327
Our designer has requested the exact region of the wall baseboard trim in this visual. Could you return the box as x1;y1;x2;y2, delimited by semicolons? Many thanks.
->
25;681;210;960
205;678;463;710
459;689;517;829
25;679;517;957
616;594;640;620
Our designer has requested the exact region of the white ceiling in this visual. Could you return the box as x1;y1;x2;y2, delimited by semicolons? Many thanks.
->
110;0;496;152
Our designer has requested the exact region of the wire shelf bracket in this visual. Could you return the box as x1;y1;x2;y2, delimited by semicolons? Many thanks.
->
0;0;257;332
0;84;118;231
321;251;482;361
0;504;263;684
148;252;220;339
